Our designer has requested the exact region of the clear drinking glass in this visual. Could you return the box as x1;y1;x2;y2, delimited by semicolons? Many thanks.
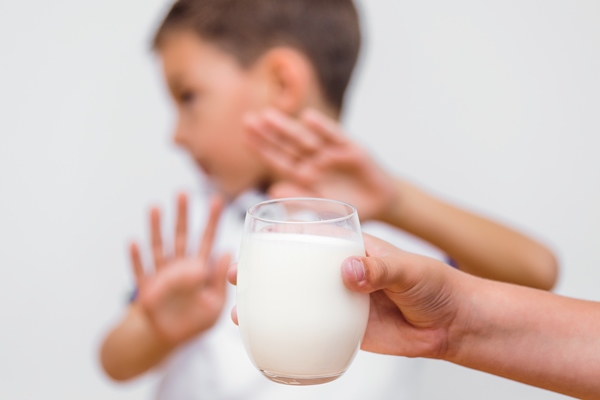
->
237;198;369;385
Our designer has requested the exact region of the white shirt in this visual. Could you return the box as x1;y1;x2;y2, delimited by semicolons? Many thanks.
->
155;191;445;400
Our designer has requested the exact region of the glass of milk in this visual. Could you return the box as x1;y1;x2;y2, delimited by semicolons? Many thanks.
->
237;198;369;385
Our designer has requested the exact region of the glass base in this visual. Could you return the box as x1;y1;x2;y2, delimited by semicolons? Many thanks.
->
260;370;344;386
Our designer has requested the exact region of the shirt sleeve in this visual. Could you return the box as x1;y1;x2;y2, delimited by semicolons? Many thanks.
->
446;257;459;269
128;287;138;303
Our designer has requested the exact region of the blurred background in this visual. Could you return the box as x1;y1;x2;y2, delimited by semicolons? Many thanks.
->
0;0;598;398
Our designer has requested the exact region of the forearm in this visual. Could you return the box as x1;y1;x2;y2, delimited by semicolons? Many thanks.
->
383;180;558;289
100;304;175;381
448;277;600;399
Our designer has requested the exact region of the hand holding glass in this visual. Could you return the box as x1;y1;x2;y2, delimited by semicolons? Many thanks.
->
237;198;369;385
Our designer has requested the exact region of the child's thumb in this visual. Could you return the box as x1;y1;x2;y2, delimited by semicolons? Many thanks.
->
342;256;405;293
214;253;232;294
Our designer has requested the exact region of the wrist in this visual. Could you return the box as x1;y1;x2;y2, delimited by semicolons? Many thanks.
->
379;179;410;227
134;303;180;351
439;271;482;363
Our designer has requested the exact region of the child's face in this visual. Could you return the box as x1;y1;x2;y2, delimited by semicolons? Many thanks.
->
158;31;271;198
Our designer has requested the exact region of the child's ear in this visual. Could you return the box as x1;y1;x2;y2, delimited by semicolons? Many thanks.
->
258;48;316;115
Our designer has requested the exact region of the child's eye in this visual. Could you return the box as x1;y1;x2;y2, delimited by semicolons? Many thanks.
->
179;91;196;105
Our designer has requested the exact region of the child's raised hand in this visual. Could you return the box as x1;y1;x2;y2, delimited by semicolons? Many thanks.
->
244;108;398;222
129;194;231;346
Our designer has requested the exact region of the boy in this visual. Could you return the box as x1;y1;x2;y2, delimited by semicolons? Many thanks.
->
100;0;557;398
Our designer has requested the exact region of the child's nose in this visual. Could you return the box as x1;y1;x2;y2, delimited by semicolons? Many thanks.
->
172;121;189;148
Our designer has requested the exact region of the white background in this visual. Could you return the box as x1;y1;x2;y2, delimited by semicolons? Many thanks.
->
0;0;598;399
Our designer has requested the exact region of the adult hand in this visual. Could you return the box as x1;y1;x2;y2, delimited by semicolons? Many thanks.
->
341;234;470;360
129;193;231;346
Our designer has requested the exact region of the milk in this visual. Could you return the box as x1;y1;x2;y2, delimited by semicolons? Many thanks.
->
237;232;369;382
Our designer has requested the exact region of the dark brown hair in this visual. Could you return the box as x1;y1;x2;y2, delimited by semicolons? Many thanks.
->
153;0;361;113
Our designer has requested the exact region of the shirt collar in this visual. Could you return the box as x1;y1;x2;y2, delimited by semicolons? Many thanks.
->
228;189;268;220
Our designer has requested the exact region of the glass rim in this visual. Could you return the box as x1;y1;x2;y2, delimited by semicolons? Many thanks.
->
247;197;358;225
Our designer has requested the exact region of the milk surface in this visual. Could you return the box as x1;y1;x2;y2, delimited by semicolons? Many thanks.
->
237;232;369;378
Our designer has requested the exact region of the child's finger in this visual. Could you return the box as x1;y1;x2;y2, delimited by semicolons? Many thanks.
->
245;113;304;162
150;207;165;270
197;196;224;262
174;192;188;258
262;108;322;155
245;126;318;188
312;145;357;171
129;241;145;287
301;108;346;145
213;253;232;295
246;122;316;186
245;130;299;179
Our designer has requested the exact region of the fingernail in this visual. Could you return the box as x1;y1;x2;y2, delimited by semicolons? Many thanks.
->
343;258;365;282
